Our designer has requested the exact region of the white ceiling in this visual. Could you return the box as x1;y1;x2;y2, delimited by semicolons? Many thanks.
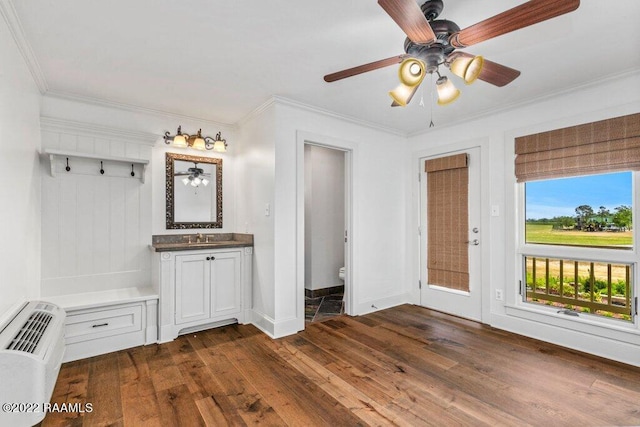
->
10;0;640;135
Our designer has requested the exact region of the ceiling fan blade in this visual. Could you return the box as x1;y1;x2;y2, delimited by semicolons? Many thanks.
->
378;0;436;44
324;55;407;82
450;0;580;48
448;52;521;87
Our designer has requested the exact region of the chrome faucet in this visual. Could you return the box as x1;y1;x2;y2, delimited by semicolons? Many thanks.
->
196;233;203;243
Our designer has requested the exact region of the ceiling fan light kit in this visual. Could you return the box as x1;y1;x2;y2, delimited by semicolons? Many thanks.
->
164;126;228;152
324;0;580;111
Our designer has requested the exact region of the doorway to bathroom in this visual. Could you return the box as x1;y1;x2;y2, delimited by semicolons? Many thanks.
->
299;140;351;324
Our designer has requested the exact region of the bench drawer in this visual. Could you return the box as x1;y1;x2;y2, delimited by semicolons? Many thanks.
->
65;304;142;344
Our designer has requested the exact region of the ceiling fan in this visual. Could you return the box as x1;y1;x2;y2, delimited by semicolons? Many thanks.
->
324;0;580;107
175;162;211;187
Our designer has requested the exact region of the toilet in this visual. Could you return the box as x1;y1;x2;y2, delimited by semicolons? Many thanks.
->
338;266;345;282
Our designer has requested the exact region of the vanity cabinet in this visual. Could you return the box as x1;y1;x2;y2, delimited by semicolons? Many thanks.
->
151;238;253;343
175;251;241;325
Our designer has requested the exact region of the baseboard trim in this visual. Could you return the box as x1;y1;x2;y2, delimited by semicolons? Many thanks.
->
354;293;411;316
490;312;640;368
250;310;303;339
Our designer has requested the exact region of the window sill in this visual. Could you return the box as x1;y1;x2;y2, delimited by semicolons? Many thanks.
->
504;303;640;346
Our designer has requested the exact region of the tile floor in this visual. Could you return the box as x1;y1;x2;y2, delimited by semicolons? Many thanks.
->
305;293;344;322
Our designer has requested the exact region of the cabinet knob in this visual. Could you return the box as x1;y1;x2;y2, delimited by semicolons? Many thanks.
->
206;257;211;261
211;256;216;261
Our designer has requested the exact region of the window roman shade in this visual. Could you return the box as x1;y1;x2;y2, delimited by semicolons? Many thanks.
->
425;153;469;292
515;112;640;182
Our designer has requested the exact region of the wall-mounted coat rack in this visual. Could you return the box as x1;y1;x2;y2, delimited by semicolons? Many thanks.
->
42;149;149;183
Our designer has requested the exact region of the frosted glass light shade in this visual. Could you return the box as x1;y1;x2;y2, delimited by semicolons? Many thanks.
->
450;55;484;85
436;76;460;105
389;58;425;107
182;177;190;186
191;137;206;150
398;59;425;86
389;84;417;107
213;139;226;152
173;134;188;147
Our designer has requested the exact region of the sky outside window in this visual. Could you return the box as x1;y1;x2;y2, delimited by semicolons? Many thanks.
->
526;172;632;220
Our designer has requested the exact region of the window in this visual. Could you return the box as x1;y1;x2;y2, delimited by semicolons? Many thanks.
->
515;113;639;323
522;172;634;321
525;172;633;248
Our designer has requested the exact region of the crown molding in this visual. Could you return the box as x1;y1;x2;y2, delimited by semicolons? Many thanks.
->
407;67;640;138
44;90;236;129
0;0;48;93
239;95;407;137
272;96;407;137
40;116;159;146
236;97;278;127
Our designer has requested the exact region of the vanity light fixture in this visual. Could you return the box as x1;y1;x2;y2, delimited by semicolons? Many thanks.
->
164;126;228;152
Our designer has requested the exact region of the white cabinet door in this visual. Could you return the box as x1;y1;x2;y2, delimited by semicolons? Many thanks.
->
211;251;241;318
175;254;211;324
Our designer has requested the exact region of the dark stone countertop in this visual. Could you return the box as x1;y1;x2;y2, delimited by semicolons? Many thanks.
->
151;233;253;252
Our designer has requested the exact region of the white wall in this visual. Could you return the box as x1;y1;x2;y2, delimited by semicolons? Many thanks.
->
407;71;640;366
39;122;154;296
40;95;237;236
268;100;407;337
0;11;42;323
304;144;345;291
235;104;276;332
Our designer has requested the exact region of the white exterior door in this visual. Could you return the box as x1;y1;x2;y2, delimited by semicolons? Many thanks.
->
420;147;482;321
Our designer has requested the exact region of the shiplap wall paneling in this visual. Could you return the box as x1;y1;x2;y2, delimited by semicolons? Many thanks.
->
40;128;153;297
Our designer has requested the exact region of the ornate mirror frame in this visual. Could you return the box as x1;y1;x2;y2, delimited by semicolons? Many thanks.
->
165;152;223;229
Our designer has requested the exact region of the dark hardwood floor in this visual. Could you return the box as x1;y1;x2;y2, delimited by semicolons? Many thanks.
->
42;304;640;426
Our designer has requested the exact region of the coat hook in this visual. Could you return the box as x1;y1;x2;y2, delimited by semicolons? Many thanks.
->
65;157;71;172
130;164;135;177
100;161;105;175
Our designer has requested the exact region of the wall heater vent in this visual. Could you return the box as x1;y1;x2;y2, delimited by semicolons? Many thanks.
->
6;310;53;353
0;301;66;425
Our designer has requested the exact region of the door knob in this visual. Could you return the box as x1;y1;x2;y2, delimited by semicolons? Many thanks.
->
467;239;479;245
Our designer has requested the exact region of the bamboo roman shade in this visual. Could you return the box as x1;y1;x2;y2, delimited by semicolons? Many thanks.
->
515;112;640;182
425;153;469;292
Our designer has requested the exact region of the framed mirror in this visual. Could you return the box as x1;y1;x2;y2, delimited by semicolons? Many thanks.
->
166;152;222;229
